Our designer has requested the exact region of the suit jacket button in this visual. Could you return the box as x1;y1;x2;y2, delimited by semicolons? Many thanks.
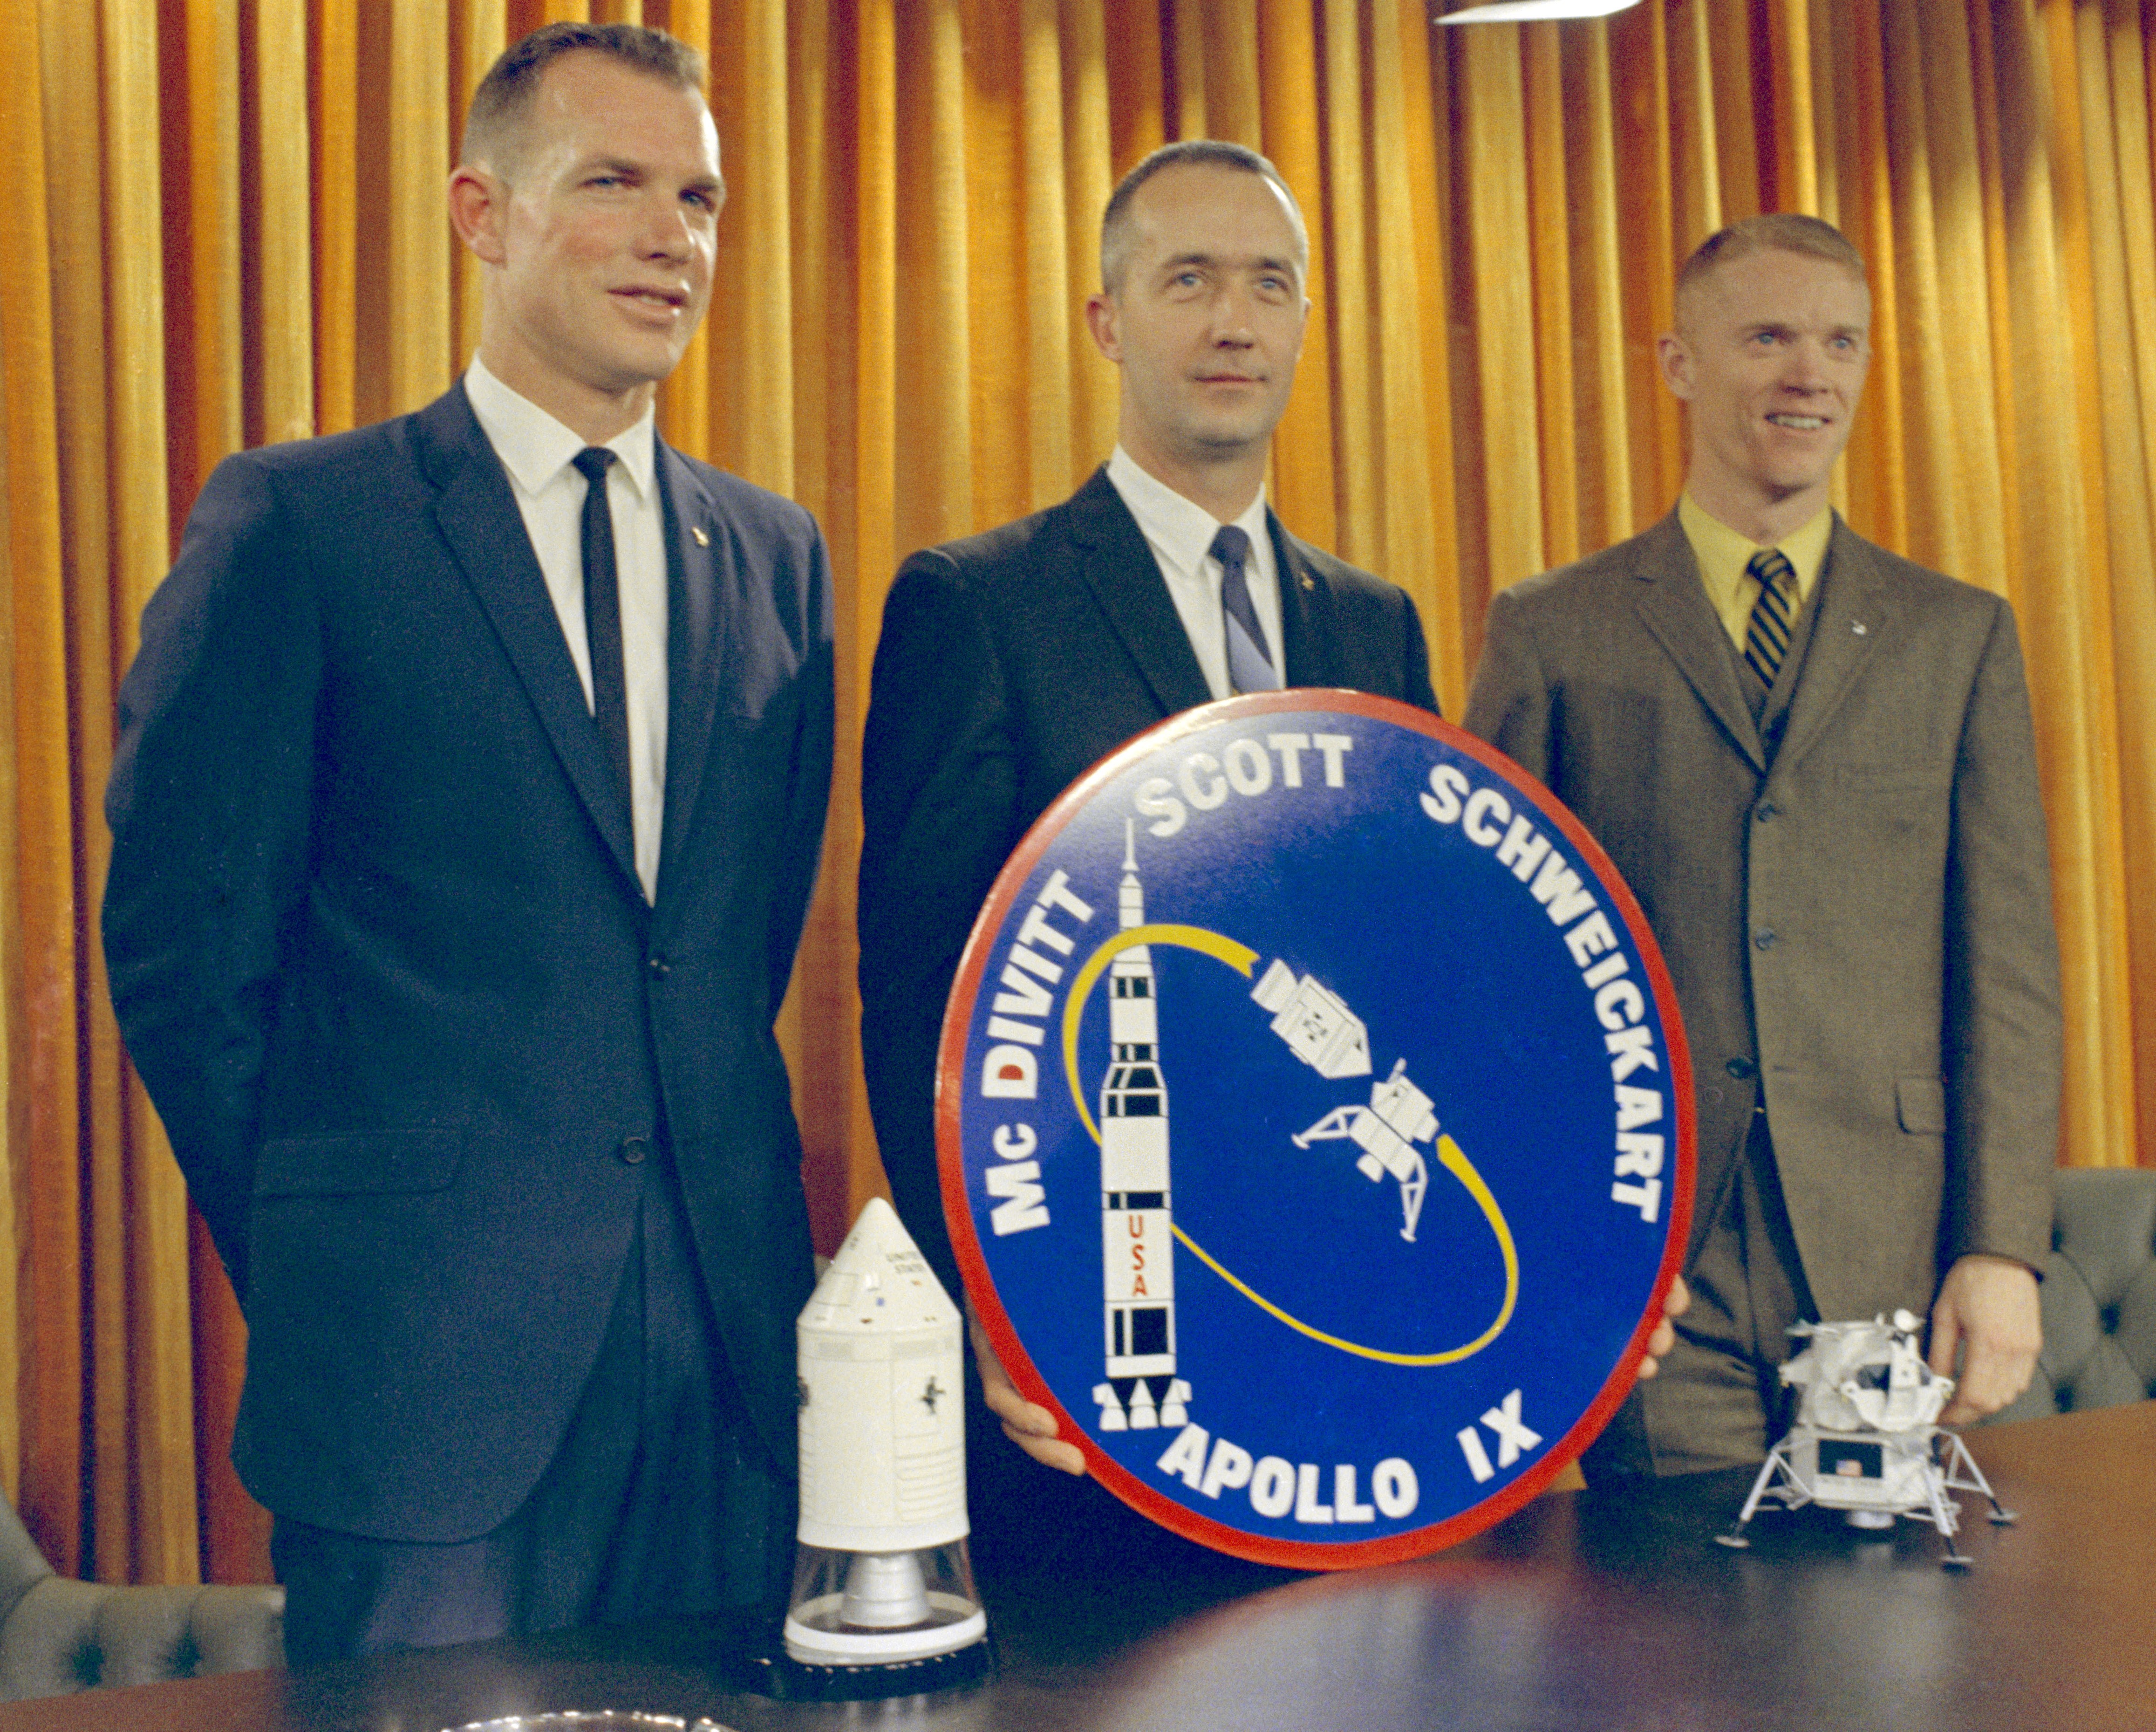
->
1755;801;1778;822
647;954;671;978
619;1136;650;1166
1726;1057;1757;1082
1754;929;1776;950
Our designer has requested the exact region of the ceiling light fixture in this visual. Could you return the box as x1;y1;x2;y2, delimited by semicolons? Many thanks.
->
1439;0;1643;23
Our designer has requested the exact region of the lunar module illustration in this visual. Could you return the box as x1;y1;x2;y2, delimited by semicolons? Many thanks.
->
1091;829;1458;1434
1252;958;1446;1244
1717;1311;2014;1569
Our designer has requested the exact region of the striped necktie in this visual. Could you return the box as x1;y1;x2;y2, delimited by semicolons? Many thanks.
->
1743;546;1798;691
1213;525;1280;693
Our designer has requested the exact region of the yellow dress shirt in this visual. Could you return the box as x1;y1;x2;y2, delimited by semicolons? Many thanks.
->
1678;493;1833;654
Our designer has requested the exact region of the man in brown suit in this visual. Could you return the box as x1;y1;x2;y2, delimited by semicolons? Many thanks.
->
1464;215;2061;1478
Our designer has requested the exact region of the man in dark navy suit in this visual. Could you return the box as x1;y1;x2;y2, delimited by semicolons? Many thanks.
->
103;23;831;1660
861;144;1435;1326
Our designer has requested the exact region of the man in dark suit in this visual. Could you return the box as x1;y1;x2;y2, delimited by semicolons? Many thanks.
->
1465;215;2061;1478
861;143;1433;1303
860;143;1680;1573
102;24;832;1658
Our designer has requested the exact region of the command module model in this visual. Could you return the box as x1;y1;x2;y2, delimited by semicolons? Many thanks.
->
782;1198;990;1696
1718;1311;2014;1568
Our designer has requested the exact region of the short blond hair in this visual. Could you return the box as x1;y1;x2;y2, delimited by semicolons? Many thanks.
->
1676;213;1867;314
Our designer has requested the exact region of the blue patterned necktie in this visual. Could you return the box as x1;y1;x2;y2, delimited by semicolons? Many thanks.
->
1213;525;1280;693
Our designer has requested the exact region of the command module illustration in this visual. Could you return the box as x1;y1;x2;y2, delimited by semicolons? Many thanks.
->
1718;1311;2014;1568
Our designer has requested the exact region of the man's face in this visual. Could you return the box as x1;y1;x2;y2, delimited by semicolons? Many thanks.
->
1661;247;1871;518
1086;164;1310;473
471;52;723;414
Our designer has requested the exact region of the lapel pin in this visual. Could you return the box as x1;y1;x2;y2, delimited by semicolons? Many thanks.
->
1301;574;1315;591
692;525;710;548
1851;621;1867;636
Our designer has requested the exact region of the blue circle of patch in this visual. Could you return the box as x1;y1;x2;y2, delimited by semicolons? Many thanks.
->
938;693;1693;1568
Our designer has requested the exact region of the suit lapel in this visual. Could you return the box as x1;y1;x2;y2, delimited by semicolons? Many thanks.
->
1269;514;1331;687
1067;467;1213;717
654;443;725;906
1772;516;1888;777
418;387;641;896
1629;514;1769;776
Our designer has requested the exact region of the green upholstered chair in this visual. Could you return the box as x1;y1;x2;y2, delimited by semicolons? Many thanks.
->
1987;1166;2156;1423
0;1490;283;1700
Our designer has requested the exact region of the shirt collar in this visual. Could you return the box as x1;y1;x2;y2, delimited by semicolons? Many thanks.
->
1678;492;1834;612
465;355;656;502
1107;445;1269;580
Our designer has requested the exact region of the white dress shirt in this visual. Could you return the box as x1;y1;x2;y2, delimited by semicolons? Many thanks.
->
465;357;669;902
1106;446;1286;701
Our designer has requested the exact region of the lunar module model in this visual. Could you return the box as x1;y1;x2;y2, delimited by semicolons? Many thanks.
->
1717;1311;2014;1569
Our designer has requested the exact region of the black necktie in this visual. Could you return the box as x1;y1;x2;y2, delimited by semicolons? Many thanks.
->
572;447;632;822
1743;546;1797;692
1213;525;1279;693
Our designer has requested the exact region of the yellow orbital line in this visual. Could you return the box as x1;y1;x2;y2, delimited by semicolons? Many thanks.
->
1061;922;1520;1366
1167;1136;1521;1366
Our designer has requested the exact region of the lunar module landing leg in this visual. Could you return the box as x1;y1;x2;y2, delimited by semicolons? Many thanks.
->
1716;1438;1808;1547
1291;1059;1435;1243
1936;1430;2017;1530
1717;1428;2013;1570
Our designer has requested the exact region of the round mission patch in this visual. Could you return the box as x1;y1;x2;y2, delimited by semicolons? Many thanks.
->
937;692;1693;1568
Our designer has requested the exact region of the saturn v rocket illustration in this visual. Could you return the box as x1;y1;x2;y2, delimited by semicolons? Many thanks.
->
1088;835;1454;1428
1094;824;1192;1433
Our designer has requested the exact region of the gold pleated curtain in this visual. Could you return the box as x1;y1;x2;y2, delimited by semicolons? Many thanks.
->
0;0;2149;1588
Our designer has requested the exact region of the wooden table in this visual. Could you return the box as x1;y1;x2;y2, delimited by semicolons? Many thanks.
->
7;1402;2149;1732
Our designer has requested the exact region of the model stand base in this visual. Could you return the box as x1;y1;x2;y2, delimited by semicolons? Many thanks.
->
751;1637;995;1702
